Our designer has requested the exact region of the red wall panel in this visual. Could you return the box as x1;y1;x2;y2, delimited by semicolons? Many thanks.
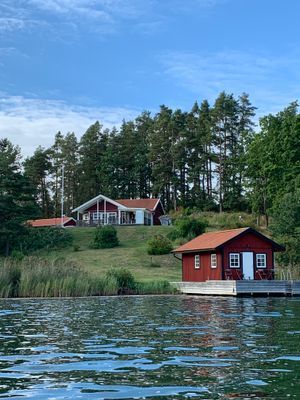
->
182;252;222;282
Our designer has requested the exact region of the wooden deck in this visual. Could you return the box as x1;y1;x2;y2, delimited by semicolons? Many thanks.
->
171;280;300;296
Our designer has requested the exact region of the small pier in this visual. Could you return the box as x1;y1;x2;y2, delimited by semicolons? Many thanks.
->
172;280;300;296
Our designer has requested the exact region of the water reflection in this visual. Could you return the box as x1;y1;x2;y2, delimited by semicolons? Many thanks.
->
0;296;299;399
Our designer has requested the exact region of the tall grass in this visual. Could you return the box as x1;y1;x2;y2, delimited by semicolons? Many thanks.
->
0;257;176;298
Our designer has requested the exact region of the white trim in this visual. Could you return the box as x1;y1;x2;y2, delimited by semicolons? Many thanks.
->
211;253;217;268
72;194;128;213
229;253;240;268
194;255;200;269
256;253;267;268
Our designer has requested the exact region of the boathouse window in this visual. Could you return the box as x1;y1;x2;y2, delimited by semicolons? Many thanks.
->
229;253;240;268
194;255;200;269
211;253;217;268
256;253;267;268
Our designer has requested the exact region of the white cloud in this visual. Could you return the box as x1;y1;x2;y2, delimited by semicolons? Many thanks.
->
160;50;300;115
0;94;139;158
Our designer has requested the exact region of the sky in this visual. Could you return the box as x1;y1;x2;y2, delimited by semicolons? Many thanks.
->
1;0;300;156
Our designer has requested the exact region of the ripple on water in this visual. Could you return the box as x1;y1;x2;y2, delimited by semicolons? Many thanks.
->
0;296;299;399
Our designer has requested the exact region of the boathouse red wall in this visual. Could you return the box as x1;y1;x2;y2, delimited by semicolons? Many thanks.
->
181;231;276;282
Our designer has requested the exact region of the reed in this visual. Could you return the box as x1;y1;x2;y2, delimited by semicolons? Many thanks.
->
0;257;175;297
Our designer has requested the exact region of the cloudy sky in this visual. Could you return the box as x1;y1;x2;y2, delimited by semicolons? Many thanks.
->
1;0;300;156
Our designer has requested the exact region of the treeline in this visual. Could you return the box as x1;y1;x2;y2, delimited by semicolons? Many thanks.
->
24;91;257;216
0;92;299;266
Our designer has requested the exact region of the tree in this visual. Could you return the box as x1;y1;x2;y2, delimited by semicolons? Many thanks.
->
0;139;38;256
270;190;300;272
77;121;109;204
24;146;53;217
247;102;300;225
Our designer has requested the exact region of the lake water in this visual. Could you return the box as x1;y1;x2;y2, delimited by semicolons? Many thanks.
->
0;296;299;399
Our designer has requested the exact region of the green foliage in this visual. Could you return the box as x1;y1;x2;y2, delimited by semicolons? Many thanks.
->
10;250;25;261
15;227;73;253
24;146;53;217
73;244;80;252
170;216;207;240
247;102;300;225
0;139;38;256
147;234;173;255
136;280;176;294
105;268;136;293
91;226;119;249
0;258;174;297
270;191;300;271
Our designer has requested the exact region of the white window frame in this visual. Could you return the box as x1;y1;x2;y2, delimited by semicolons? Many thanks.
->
256;253;267;268
229;253;240;268
211;253;217;268
194;255;200;269
83;213;89;221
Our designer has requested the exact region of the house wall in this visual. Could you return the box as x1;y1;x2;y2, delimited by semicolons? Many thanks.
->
153;202;164;225
64;219;76;227
136;210;144;224
85;202;118;213
223;232;274;280
182;252;222;282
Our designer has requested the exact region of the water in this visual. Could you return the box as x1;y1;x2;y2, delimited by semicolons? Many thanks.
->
0;296;299;399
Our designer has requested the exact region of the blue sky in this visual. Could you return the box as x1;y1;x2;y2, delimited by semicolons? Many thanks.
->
1;0;300;155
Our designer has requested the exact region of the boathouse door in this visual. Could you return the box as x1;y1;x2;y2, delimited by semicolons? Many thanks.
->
242;252;254;280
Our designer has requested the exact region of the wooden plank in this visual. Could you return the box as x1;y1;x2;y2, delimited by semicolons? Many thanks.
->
171;280;300;296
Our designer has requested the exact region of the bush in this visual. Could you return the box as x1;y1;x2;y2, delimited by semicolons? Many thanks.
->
147;234;173;255
105;268;136;292
13;227;73;254
10;250;25;261
73;244;80;252
168;216;207;240
91;226;119;249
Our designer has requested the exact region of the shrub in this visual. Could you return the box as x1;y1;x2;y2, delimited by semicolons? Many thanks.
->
147;234;173;255
13;227;73;254
168;216;207;240
73;244;80;252
175;216;207;239
10;250;25;261
91;226;119;249
105;268;136;294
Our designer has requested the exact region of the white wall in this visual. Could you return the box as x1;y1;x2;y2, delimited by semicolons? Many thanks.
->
135;210;144;224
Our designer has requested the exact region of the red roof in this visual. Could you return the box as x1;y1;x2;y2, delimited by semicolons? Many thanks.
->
173;227;250;253
27;217;73;227
117;198;160;210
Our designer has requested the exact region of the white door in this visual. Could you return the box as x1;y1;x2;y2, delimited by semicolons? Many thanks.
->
242;252;254;280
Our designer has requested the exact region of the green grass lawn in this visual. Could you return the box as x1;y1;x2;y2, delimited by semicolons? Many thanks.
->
41;225;182;282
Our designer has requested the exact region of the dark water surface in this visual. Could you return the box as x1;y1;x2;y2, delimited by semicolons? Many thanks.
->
0;296;299;399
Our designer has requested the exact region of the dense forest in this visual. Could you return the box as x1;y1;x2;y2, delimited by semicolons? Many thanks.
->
0;91;299;266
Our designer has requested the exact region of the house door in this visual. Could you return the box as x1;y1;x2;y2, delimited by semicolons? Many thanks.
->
242;252;254;280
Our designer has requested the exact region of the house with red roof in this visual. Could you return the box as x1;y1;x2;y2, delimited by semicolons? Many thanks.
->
27;217;76;228
72;194;164;226
172;227;284;281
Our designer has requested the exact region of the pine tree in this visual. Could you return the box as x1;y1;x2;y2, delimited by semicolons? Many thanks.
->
0;139;38;255
24;146;53;217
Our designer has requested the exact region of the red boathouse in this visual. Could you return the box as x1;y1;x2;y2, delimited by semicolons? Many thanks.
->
172;227;285;282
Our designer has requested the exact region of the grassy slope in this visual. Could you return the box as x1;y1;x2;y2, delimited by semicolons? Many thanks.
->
40;212;263;283
42;226;182;282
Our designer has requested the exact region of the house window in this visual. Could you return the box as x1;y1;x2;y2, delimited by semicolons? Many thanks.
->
92;212;100;220
229;253;240;268
256;253;267;268
211;254;217;268
194;255;200;269
107;212;117;224
83;213;89;221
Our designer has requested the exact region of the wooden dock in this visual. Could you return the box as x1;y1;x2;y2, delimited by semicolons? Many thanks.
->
171;280;300;296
